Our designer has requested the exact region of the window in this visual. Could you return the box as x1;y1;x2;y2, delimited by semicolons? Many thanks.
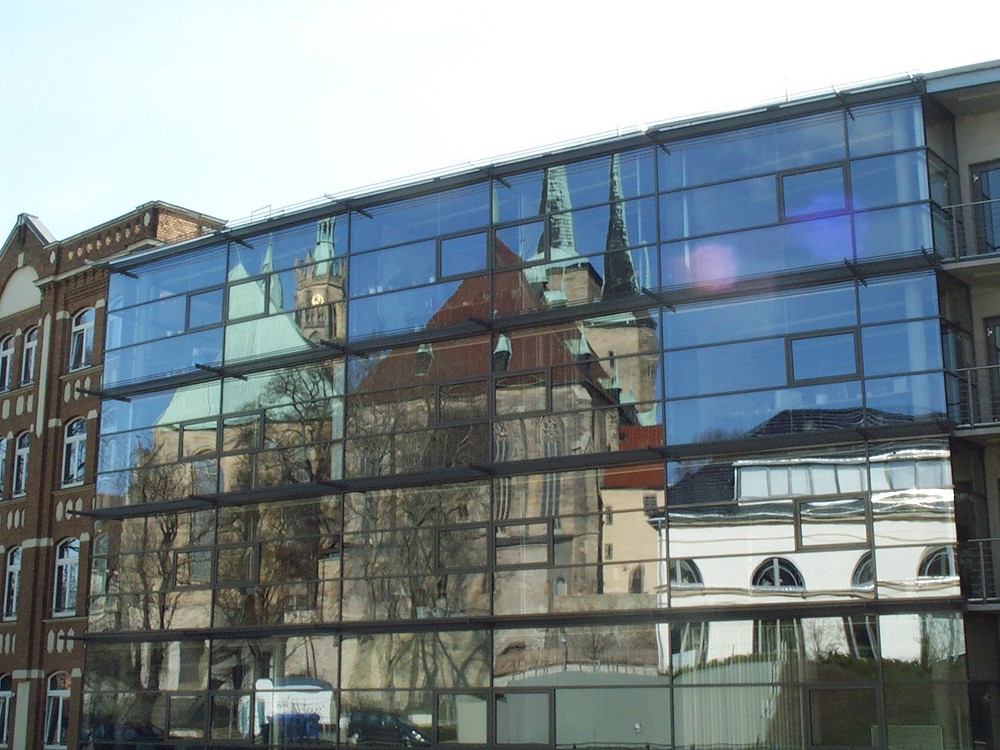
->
20;328;37;385
0;438;6;501
669;559;704;588
69;308;94;371
629;566;644;593
0;338;11;391
540;417;561;519
752;557;805;589
43;672;70;749
918;545;957;578
0;674;11;747
851;552;875;588
3;548;19;620
53;539;79;616
12;434;28;498
61;419;86;487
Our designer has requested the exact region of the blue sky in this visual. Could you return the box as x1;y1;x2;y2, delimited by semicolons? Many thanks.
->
2;0;997;239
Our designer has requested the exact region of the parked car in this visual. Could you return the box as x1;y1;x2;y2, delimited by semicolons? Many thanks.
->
346;710;430;746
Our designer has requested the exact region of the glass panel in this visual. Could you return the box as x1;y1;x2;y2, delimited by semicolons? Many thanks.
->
661;110;845;189
674;684;804;749
661;214;852;287
665;282;856;349
188;287;223;328
854;203;933;259
103;328;223;386
666;381;864;445
782;167;846;217
884;677;971;749
351;183;488;252
862;319;942;377
809;688;877;747
440;232;486;277
661;175;777;239
851;151;929;210
438;693;487;744
848;98;923;158
799;498;867;547
555;687;670;748
349;240;436;297
665;339;787;398
791;332;856;380
858;271;938;324
109;243;227;311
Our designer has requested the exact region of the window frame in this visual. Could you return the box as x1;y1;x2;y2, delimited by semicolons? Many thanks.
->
0;673;10;747
19;327;37;386
0;337;12;392
61;419;87;488
43;672;70;749
11;433;28;498
2;548;19;621
52;538;79;617
68;308;95;372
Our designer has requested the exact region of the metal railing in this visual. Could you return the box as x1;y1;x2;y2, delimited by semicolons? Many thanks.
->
938;198;1000;260
961;539;1000;604
946;366;1000;428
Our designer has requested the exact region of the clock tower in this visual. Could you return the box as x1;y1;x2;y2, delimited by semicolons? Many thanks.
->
294;217;346;341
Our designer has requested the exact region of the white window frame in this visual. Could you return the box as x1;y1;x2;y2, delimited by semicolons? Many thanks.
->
11;434;28;498
3;548;19;621
0;337;11;392
0;674;12;747
61;419;86;487
69;308;94;372
43;672;70;749
0;437;6;501
52;539;78;617
20;328;37;386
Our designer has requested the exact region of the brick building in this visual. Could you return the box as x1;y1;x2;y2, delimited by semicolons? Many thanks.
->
0;204;222;748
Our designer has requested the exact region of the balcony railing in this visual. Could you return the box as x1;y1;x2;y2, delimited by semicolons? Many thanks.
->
946;365;1000;429
961;539;1000;604
939;198;1000;260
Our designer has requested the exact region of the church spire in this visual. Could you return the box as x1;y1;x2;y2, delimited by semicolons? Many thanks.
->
535;164;577;260
602;154;638;296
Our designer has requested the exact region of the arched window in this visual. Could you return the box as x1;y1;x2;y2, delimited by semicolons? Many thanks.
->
69;308;94;371
53;539;79;616
851;551;875;588
0;674;12;746
752;557;805;589
61;419;87;487
12;433;29;498
670;559;704;588
919;546;957;578
3;547;20;620
20;327;37;385
0;337;12;391
43;672;70;748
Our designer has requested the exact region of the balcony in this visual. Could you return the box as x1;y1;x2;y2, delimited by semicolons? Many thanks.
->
961;538;1000;605
939;198;1000;260
948;366;1000;429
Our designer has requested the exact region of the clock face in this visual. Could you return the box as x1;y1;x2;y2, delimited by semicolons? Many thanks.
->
311;292;325;306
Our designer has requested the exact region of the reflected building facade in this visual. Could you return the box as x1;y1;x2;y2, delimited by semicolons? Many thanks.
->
83;62;1000;748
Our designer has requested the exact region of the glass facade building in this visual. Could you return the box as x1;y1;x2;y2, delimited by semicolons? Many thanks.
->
82;67;1000;748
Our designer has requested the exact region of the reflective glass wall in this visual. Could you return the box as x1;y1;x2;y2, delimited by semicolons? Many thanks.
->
84;95;975;748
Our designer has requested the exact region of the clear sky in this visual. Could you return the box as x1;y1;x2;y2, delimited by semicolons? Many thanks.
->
2;0;998;240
